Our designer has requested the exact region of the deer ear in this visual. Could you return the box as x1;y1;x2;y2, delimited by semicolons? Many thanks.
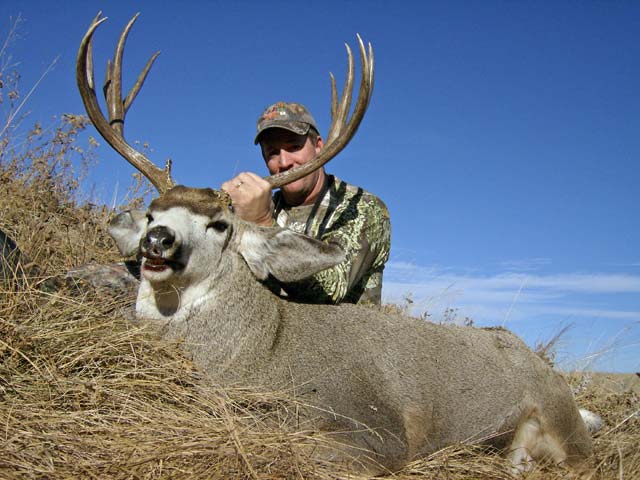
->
238;227;344;282
108;210;147;257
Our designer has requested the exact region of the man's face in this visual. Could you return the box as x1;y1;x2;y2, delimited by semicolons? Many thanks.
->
260;129;324;203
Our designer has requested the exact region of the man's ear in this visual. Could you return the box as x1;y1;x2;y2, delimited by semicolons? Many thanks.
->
238;227;344;282
108;210;147;257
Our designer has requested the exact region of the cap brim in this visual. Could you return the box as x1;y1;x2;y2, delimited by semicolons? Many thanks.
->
254;122;311;144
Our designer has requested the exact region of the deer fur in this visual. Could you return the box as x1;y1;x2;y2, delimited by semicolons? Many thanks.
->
109;186;593;474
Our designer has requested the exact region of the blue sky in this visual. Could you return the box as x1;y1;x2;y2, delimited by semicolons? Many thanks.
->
1;1;638;372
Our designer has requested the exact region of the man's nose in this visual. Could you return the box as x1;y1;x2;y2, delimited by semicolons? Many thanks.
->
278;149;295;169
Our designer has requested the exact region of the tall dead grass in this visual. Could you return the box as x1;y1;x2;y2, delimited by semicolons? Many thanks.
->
2;267;638;479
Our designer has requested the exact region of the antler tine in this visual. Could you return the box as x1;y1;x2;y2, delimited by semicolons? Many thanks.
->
109;14;162;128
103;16;132;136
329;73;338;138
84;12;104;92
124;51;161;114
326;43;354;145
76;13;174;194
264;35;374;189
86;15;99;92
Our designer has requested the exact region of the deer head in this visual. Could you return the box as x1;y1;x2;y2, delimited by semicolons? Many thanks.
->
77;12;372;298
108;186;344;296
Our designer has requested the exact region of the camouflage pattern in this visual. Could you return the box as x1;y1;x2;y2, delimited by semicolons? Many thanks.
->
272;175;390;305
254;102;319;144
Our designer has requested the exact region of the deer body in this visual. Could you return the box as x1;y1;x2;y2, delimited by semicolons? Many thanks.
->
149;269;592;471
109;187;593;473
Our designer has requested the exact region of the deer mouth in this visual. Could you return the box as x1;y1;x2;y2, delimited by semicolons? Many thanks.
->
142;255;183;273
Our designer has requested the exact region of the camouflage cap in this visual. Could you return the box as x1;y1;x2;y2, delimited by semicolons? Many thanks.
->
254;102;319;144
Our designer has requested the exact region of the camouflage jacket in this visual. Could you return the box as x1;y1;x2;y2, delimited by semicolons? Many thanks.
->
271;175;390;305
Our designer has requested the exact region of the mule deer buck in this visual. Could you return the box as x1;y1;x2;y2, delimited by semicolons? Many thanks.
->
77;13;594;474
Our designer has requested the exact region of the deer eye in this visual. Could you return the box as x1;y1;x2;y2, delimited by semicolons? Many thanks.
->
207;221;228;233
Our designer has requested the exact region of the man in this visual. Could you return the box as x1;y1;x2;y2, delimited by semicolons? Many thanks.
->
221;101;390;305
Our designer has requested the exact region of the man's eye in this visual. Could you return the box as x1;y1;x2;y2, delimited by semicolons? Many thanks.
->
281;142;302;152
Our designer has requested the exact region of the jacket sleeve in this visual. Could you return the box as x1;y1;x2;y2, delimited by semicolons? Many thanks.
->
279;195;391;304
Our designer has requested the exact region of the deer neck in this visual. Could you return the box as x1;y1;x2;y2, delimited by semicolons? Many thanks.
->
135;255;282;375
136;276;213;321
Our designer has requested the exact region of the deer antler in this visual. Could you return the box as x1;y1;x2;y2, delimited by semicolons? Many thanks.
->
263;34;374;189
76;12;175;194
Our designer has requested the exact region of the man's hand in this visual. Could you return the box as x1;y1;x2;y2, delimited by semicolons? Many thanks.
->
221;172;274;226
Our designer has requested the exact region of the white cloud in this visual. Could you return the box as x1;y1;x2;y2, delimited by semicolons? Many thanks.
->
604;262;640;268
384;263;640;295
384;260;421;272
382;264;640;328
499;257;552;271
382;265;640;372
515;273;640;293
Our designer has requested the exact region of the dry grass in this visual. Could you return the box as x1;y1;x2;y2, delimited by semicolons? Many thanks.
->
2;280;638;479
0;113;151;276
1;284;353;479
0;115;638;479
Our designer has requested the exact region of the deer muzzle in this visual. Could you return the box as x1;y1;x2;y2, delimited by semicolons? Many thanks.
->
140;226;182;272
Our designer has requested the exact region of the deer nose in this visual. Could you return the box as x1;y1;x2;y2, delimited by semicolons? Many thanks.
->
141;226;176;257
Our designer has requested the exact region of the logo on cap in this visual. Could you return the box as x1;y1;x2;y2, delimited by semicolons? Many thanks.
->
254;102;318;144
